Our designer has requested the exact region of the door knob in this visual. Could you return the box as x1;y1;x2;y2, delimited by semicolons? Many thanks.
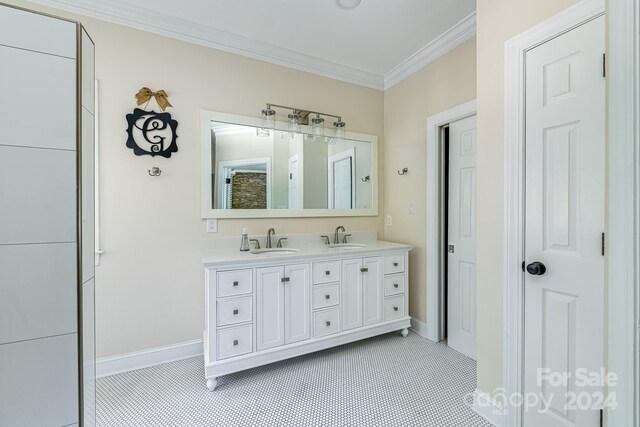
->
526;262;546;276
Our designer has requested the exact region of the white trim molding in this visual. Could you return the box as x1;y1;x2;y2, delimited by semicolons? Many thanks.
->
383;12;476;90
503;1;604;426
96;339;203;378
425;99;477;342
28;0;475;91
471;388;506;427
409;317;428;338
607;0;640;425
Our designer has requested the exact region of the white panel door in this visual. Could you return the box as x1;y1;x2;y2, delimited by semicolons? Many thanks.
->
333;157;352;209
447;114;477;360
362;256;383;326
284;264;310;344
341;258;363;331
256;267;285;351
288;155;299;209
524;16;605;427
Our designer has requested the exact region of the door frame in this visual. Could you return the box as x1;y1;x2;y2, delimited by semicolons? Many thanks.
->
217;157;272;209
608;0;640;425
503;1;606;426
425;99;476;342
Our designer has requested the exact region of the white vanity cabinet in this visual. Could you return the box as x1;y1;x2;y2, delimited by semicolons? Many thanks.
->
203;242;411;391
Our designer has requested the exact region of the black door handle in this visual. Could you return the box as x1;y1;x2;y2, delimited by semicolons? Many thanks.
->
526;262;546;276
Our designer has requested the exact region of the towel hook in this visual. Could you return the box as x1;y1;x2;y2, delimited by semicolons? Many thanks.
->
397;167;408;176
148;166;162;177
361;175;370;182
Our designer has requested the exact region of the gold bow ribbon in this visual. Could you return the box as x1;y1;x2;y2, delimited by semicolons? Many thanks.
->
135;87;172;111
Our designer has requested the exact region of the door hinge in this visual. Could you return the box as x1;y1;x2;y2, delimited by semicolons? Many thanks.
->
602;53;606;78
601;232;605;256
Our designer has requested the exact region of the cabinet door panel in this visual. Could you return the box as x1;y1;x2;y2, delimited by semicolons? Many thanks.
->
362;256;383;326
341;259;363;331
284;264;310;344
256;267;284;351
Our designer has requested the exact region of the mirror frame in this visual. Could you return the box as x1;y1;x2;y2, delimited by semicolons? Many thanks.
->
200;110;379;219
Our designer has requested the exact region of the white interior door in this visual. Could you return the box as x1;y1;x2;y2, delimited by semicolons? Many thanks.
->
328;148;355;209
288;155;299;209
446;114;477;360
523;16;605;427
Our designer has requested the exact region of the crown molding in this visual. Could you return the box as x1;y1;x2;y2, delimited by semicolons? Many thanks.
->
26;0;475;91
383;12;476;90
26;0;385;89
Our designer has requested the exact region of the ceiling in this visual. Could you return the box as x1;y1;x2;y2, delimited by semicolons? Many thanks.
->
28;0;476;90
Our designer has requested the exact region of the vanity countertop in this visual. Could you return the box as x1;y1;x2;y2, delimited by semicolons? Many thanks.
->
202;232;412;268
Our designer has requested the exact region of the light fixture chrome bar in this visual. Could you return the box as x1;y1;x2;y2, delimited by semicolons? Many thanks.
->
265;103;343;121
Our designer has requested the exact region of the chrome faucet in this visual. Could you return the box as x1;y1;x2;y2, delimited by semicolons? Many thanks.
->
334;226;345;244
266;228;276;248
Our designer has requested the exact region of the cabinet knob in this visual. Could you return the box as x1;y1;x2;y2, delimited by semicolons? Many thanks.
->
233;309;239;315
233;281;239;287
325;294;331;300
393;284;399;288
393;262;399;267
233;340;238;346
326;321;331;327
394;306;399;311
325;270;331;275
360;267;369;273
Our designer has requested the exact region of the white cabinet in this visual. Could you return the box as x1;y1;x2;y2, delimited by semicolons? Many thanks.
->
203;247;410;391
257;264;310;351
341;256;382;330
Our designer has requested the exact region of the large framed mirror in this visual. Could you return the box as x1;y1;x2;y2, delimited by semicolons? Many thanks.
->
201;110;378;218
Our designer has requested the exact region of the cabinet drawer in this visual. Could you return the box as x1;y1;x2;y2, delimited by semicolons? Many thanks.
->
312;260;340;284
217;269;252;298
312;284;339;310
217;296;252;327
384;274;405;296
384;254;405;275
313;308;340;338
384;295;405;321
217;324;252;360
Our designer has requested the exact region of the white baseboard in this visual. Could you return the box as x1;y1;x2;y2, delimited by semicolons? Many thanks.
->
471;388;506;427
410;317;429;338
96;339;203;378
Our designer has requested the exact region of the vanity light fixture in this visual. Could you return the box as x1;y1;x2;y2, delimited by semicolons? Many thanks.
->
257;107;276;137
259;103;346;142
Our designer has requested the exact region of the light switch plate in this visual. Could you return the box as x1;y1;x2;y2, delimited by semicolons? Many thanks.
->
206;219;218;233
386;215;393;227
408;202;415;214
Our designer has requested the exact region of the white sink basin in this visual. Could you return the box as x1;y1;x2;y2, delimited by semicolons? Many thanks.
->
250;248;300;256
327;243;368;249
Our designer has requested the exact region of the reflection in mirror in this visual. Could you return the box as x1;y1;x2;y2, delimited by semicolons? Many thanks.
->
209;122;373;211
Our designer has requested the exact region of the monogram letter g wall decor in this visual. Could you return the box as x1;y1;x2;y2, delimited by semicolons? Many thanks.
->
126;87;178;158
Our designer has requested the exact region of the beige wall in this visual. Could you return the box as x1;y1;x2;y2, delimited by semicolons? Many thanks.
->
5;0;384;358
383;38;477;322
475;0;581;394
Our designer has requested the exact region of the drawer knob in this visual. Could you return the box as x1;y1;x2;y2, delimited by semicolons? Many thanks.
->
325;270;331;275
393;262;399;267
233;309;239;315
394;306;399;311
233;339;238;346
394;284;399;288
360;267;369;273
326;321;331;327
325;294;331;300
233;281;239;287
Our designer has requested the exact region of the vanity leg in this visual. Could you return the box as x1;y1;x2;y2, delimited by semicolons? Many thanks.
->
206;378;218;391
401;328;409;338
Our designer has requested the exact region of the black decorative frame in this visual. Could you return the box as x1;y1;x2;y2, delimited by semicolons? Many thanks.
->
125;108;178;158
